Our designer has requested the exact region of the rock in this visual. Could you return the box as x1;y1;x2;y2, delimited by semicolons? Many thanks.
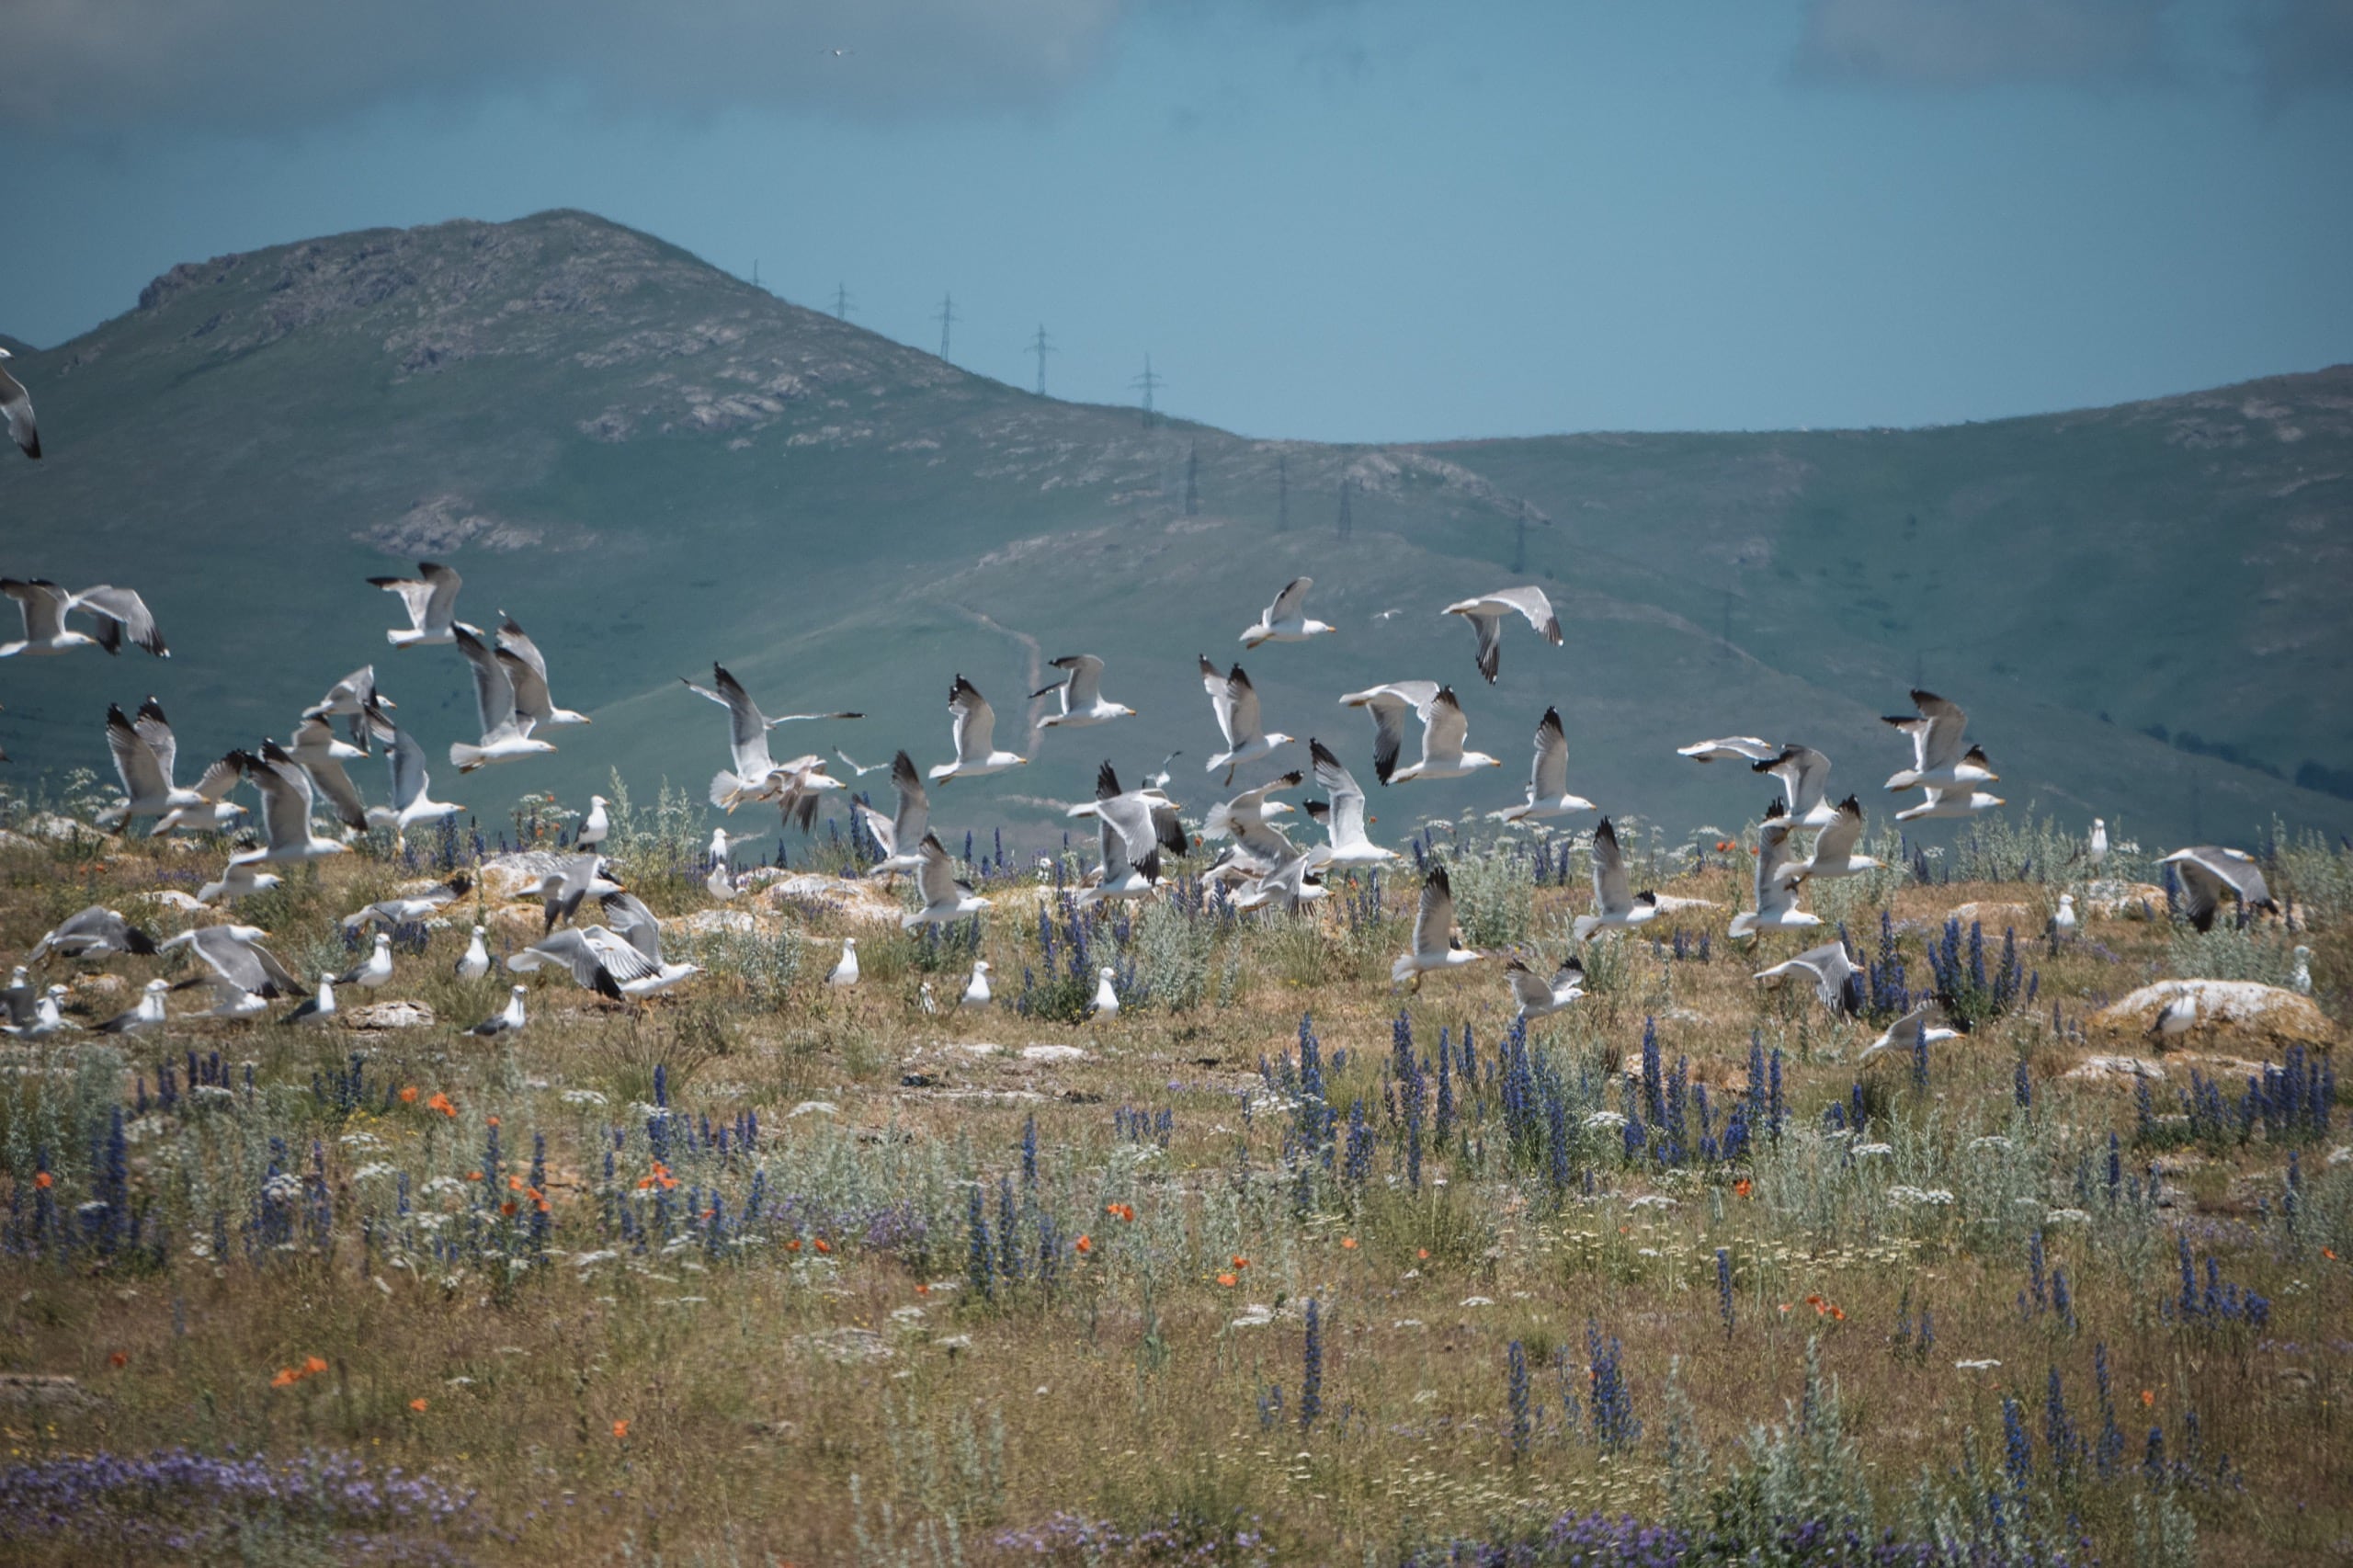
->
786;1101;838;1119
2083;881;2167;919
678;908;777;937
138;890;208;913
1651;895;1720;915
760;874;905;927
0;1374;96;1411
1946;902;2032;930
18;812;108;846
344;1000;437;1031
2091;981;2336;1048
0;829;52;858
2063;1054;2168;1084
1020;1044;1086;1063
72;973;125;997
478;851;573;902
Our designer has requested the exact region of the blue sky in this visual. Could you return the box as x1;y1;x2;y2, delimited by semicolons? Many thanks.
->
6;0;2349;441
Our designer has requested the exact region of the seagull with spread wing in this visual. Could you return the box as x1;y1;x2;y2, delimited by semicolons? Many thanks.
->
1571;818;1660;942
1;579;168;658
904;832;993;928
1753;744;1839;829
369;562;464;649
1392;864;1483;988
450;624;557;771
1893;778;2004;823
303;665;388;753
2159;846;2280;933
1302;739;1394;869
1440;585;1560;684
283;715;372;832
1883;690;1999;792
1241;576;1336;647
1199;657;1291;785
1678;736;1779;765
0;347;40;460
1506;954;1586;1021
496;616;592;728
30;905;159;962
1861;1002;1960;1062
1728;802;1823;939
1342;683;1499;783
1779;796;1884;884
1753;937;1860;1015
1337;680;1439;785
852;751;930;876
364;720;462;847
229;743;350;865
1076;761;1167;907
1033;653;1136;732
931;675;1028;781
1490;707;1594;823
163;924;303;1002
97;699;210;830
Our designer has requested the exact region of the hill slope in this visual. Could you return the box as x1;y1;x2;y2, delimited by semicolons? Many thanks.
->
2;209;2347;849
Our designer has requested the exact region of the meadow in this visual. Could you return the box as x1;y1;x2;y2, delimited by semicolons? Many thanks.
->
0;784;2345;1566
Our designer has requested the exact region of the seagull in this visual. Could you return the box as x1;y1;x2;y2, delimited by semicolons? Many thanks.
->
2147;992;2197;1045
229;743;350;864
0;580;167;657
4;967;30;1030
1090;967;1120;1018
469;984;529;1037
4;985;76;1038
162;924;302;1001
1893;779;2005;824
827;937;859;987
457;926;492;981
363;722;463;846
1200;658;1291;785
1392;687;1504;783
2086;818;2109;869
1753;745;1839;829
932;675;1029;781
302;666;388;753
1338;681;1441;786
504;929;629;1001
450;624;556;771
1075;763;1166;908
2290;945;2312;996
1883;690;1999;792
283;716;371;832
766;755;845;835
1233;848;1328;915
496;617;592;728
1144;751;1183;791
1302;739;1394;868
342;874;471;932
1779;796;1883;884
1753;938;1860;1015
2159;846;2280;933
30;905;159;962
534;852;619;933
369;562;463;649
1033;653;1136;732
961;960;993;1008
176;974;269;1020
834;748;890;778
853;751;931;876
1392;864;1483;988
1678;736;1779;765
1240;576;1336;648
588;890;702;996
1571;819;1660;943
685;664;863;808
335;933;395;991
97;699;209;829
197;861;281;906
1860;1002;1960;1062
281;975;338;1028
149;753;246;837
705;828;765;901
576;795;610;853
96;979;172;1036
904;832;993;928
1506;955;1586;1021
1490;707;1594;823
1201;769;1305;873
1440;585;1561;685
1728;802;1821;939
0;347;39;459
2052;894;2078;938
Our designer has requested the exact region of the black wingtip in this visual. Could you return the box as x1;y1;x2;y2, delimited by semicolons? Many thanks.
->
1095;760;1120;801
125;926;158;956
592;967;623;1001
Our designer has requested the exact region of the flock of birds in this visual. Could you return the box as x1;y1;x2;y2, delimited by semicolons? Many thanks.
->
0;345;2300;1055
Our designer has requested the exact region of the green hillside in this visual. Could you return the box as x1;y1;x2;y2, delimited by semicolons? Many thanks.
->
2;209;2347;848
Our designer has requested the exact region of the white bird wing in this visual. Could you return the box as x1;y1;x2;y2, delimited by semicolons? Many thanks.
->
598;891;666;964
1421;687;1470;765
684;665;778;780
188;752;243;805
1887;689;1967;775
1266;576;1313;626
383;725;430;812
1590;818;1632;914
1811;796;1866;867
494;617;550;683
1756;746;1831;815
1462;608;1506;684
131;699;178;786
854;801;896;857
106;705;168;801
1492;585;1561;642
0;362;38;458
948;675;998;763
1199;656;1240;747
496;647;557;726
453;625;520;739
74;587;168;656
1678;736;1778;763
243;744;321;852
1341;681;1439;784
416;562;462;632
3;579;70;643
1224;665;1267;746
1753;819;1800;912
915;832;962;908
1413;865;1458;959
1308;739;1370;846
888;750;929;846
1529;707;1568;799
368;574;436;633
190;926;301;996
1505;957;1552;1010
1051;653;1104;710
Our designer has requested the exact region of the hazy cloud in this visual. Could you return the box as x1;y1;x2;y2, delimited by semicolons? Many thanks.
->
1792;0;2174;87
0;0;1128;132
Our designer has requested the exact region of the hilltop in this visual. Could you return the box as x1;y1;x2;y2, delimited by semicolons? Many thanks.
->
1;209;2347;846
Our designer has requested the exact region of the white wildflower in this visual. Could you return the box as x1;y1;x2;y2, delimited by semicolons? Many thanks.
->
1853;1142;1894;1157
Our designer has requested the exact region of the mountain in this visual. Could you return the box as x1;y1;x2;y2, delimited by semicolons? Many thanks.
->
2;209;2348;850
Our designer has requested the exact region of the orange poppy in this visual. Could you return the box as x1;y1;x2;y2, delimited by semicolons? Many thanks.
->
1341;1237;1358;1250
786;1238;802;1253
915;1283;931;1295
304;1356;328;1374
271;1368;298;1388
410;1398;429;1412
485;1115;499;1128
814;1238;832;1254
534;1199;551;1214
108;1351;128;1369
2141;1390;2154;1407
466;1171;483;1182
508;1176;525;1191
1231;1255;1249;1269
1074;1234;1092;1255
33;1170;52;1190
1778;1303;1791;1313
1829;1306;1847;1322
1733;1178;1753;1199
612;1419;630;1439
2325;1248;2338;1261
1416;1248;1429;1260
1216;1273;1237;1287
399;1086;418;1105
427;1092;457;1119
500;1201;517;1217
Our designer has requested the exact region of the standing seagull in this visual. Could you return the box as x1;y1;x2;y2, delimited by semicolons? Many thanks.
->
468;985;529;1038
450;624;556;771
456;926;492;981
704;828;764;900
1241;577;1336;648
496;617;593;728
1860;1002;1960;1062
2159;846;2279;933
1440;585;1561;685
1490;707;1594;823
1090;968;1120;1017
2086;818;2109;869
2052;894;2078;939
2147;991;2198;1046
1199;658;1291;785
1571;819;1660;942
854;751;931;876
281;975;338;1028
1302;739;1395;869
904;833;993;928
576;795;610;854
1392;864;1483;988
0;347;40;459
1883;691;1999;792
1033;653;1136;732
335;933;395;991
369;562;464;649
96;979;172;1036
961;960;993;1008
229;743;350;865
827;937;859;987
931;675;1029;781
1;580;167;657
1729;803;1822;939
1754;745;1839;829
365;722;462;847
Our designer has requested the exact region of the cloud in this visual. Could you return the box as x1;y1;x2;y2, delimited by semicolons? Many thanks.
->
1791;0;2175;87
0;0;1128;133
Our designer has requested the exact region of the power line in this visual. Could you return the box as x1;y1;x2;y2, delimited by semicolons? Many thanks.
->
935;292;960;362
1131;355;1163;426
833;282;854;320
1028;325;1056;396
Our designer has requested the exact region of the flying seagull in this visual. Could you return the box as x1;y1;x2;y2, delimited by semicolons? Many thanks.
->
1860;1002;1959;1062
1490;707;1594;823
1883;690;1999;792
1571;818;1660;942
1392;863;1483;988
162;924;303;1001
30;905;158;962
342;874;472;932
1233;846;1327;915
1199;657;1291;785
1893;778;2004;824
1302;738;1395;868
854;751;931;875
496;616;593;729
592;890;702;996
229;742;351;864
1728;802;1822;939
1779;796;1884;884
1346;683;1499;783
534;852;619;933
1753;938;1860;1015
1506;955;1586;1021
1;579;167;657
364;720;462;846
369;562;463;649
283;715;371;832
450;623;556;771
197;860;281;906
97;699;208;831
1241;576;1336;648
1338;680;1441;786
0;347;40;459
1200;769;1305;876
1441;585;1560;684
506;928;630;1001
834;748;890;778
1678;736;1779;765
2159;846;2279;933
904;832;993;928
1753;745;1838;829
1075;761;1166;908
302;665;388;753
932;675;1029;781
1033;653;1136;732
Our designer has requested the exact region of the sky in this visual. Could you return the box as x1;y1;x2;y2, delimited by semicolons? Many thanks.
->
5;0;2350;443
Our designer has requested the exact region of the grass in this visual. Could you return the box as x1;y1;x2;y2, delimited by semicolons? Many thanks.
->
0;806;2346;1565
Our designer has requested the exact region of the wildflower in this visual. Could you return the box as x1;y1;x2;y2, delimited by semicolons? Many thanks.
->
410;1398;428;1412
400;1086;418;1104
813;1238;832;1254
2325;1248;2337;1261
500;1201;517;1217
1830;1306;1847;1321
1778;1303;1791;1313
1232;1255;1250;1269
486;1115;499;1127
508;1176;525;1191
34;1171;53;1189
466;1171;483;1182
427;1092;457;1119
1341;1237;1358;1250
1217;1273;1239;1287
1733;1178;1752;1198
1074;1235;1091;1255
1416;1249;1429;1260
786;1239;802;1253
915;1283;931;1294
108;1351;128;1369
303;1356;327;1375
612;1419;630;1438
271;1369;298;1388
2141;1389;2155;1407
